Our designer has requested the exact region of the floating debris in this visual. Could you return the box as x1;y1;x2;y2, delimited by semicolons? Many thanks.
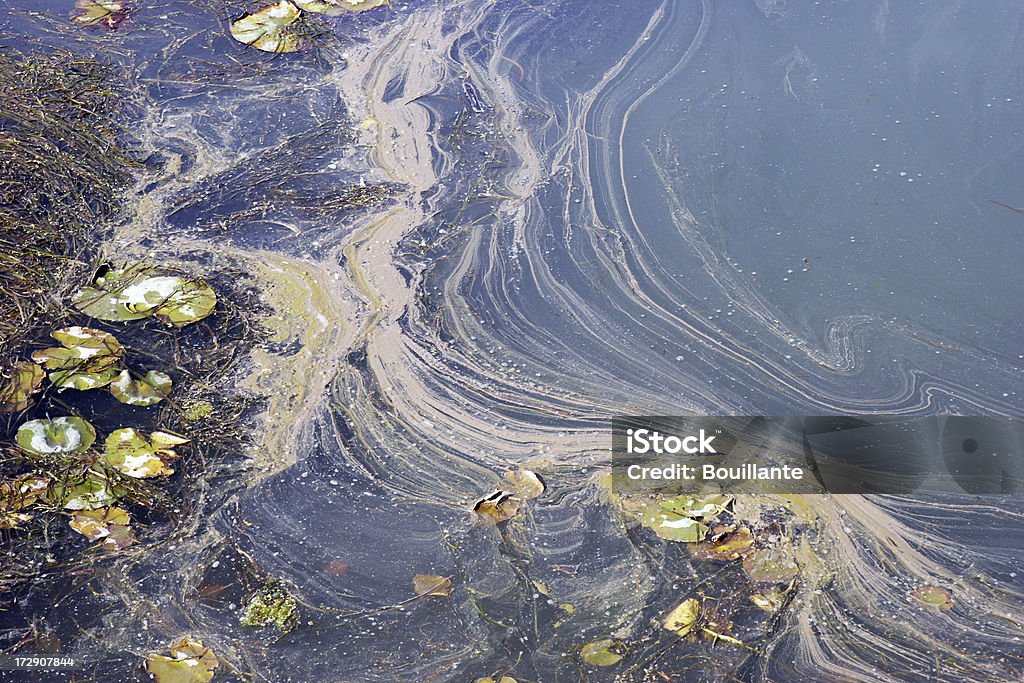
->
230;0;306;54
580;638;624;667
241;583;300;632
0;361;44;412
109;369;173;406
662;597;701;637
69;506;135;550
912;585;954;611
32;326;125;390
16;416;97;456
145;636;219;683
103;428;188;478
413;574;452;597
0;475;48;529
73;265;216;327
749;587;786;613
691;525;754;561
473;488;520;525
72;0;133;29
473;678;517;683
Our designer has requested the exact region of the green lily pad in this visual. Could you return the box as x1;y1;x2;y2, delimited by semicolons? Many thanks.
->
295;0;388;13
103;428;187;478
639;493;732;543
69;506;135;550
145;637;219;683
50;470;118;510
16;417;96;456
0;361;45;412
33;326;125;390
413;574;452;597
580;639;624;667
109;369;173;406
911;585;953;611
662;598;701;637
231;0;305;53
240;583;299;632
73;266;216;327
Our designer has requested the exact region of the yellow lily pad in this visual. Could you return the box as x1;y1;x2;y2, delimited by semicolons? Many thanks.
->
32;326;125;390
662;598;701;637
103;428;186;478
69;506;135;550
145;636;219;683
231;0;305;54
413;574;452;597
0;361;44;412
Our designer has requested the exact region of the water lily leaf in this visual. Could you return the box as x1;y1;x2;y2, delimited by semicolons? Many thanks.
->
0;511;34;529
33;326;125;390
641;506;708;543
152;280;217;327
50;326;124;361
69;506;135;549
663;598;701;637
580;639;623;666
473;489;520;525
73;0;132;29
911;585;953;611
473;678;517;683
145;636;219;683
295;0;388;13
0;475;49;511
73;267;216;327
50;470;118;510
16;417;96;456
103;428;183;478
692;525;754;561
0;361;44;412
502;469;545;500
231;1;305;53
50;366;123;391
742;548;800;583
413;574;452;597
109;369;173;406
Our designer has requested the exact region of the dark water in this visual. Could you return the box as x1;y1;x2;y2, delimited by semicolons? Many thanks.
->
2;1;1023;681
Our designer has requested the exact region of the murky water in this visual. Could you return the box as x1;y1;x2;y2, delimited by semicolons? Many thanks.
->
3;0;1023;681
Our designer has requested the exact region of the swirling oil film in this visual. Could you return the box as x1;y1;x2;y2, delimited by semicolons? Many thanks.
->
0;1;1021;682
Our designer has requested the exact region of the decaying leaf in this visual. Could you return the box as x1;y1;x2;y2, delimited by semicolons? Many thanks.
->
639;493;731;543
911;585;953;611
691;525;754;561
145;636;219;683
230;0;305;53
103;428;188;478
16;416;96;456
241;583;299;632
742;547;800;583
72;0;133;29
0;361;45;412
662;598;701;637
73;265;216;326
32;326;125;390
473;489;520;525
473;677;517;683
413;574;452;597
502;469;545;499
749;588;785;613
109;369;173;406
69;506;135;550
580;638;623;667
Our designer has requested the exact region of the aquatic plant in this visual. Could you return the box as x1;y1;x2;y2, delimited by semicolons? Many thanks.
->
72;0;134;29
230;0;306;53
240;582;300;631
73;265;217;327
145;636;220;683
0;362;44;413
